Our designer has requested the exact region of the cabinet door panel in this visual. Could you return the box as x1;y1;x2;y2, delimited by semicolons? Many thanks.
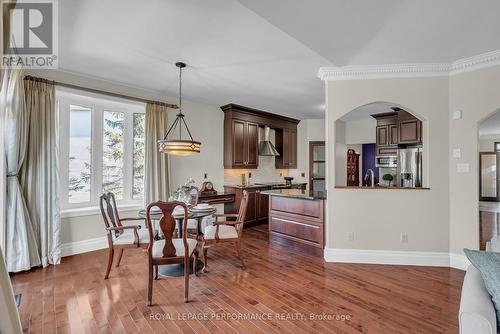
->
256;192;269;221
376;125;389;146
289;129;297;168
399;120;421;143
282;129;290;166
245;191;256;222
246;122;259;167
389;125;398;145
232;120;246;166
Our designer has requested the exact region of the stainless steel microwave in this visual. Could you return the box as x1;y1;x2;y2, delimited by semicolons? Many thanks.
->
375;155;397;168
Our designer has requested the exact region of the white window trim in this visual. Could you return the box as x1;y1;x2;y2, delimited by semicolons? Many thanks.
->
56;88;146;215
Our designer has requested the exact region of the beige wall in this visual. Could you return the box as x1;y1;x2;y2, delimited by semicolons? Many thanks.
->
449;65;500;254
326;76;450;252
345;118;377;144
479;137;500;152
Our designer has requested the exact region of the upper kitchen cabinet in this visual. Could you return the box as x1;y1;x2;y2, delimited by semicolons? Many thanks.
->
372;109;422;155
221;104;299;169
275;128;297;168
373;113;398;155
396;109;422;144
225;118;259;168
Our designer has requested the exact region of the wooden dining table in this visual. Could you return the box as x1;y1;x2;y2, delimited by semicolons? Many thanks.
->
137;206;216;277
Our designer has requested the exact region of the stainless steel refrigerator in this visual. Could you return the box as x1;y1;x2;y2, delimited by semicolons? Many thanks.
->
398;147;422;188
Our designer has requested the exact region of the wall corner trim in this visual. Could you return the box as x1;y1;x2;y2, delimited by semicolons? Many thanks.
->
318;49;500;81
61;237;108;257
324;248;469;270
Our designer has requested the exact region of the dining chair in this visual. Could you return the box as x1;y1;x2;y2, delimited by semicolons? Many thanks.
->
201;190;249;272
100;192;149;279
145;201;199;306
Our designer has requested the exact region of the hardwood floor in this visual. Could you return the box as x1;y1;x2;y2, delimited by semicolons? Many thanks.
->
11;225;464;334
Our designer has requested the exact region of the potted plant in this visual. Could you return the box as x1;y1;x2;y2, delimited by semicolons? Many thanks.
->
382;173;394;187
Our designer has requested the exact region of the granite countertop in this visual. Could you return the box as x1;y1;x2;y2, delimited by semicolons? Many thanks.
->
261;189;327;200
224;182;307;189
335;186;430;190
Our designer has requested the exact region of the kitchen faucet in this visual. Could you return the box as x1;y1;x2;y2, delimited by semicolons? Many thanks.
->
364;169;375;187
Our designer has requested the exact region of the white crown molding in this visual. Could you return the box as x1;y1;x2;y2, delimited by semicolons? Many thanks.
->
318;63;450;81
318;50;500;81
324;248;469;270
450;50;500;75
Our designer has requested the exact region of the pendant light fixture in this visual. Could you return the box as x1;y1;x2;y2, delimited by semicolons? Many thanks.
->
158;62;201;156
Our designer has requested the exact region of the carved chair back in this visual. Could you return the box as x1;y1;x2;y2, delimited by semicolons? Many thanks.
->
145;201;189;259
100;192;123;237
236;191;249;238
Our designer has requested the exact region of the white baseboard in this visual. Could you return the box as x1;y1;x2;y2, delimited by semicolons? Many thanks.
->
449;253;470;271
61;236;108;257
324;248;451;268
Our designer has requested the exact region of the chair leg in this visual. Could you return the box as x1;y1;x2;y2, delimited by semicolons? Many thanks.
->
193;250;199;277
202;246;208;273
148;261;154;306
104;246;114;279
116;248;124;267
184;258;189;303
236;241;245;270
154;265;159;280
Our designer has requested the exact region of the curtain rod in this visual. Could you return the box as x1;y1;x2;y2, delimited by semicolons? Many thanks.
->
24;75;178;109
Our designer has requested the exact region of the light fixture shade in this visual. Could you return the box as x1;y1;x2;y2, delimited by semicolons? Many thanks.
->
158;139;201;156
158;62;201;156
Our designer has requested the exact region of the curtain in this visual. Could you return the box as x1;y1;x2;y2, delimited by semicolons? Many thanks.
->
3;74;60;272
21;79;60;268
144;103;169;204
4;70;41;272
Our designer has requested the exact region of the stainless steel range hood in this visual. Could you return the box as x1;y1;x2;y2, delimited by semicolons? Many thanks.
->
259;126;280;156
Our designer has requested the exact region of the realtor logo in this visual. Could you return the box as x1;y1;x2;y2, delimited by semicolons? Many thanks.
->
2;0;58;68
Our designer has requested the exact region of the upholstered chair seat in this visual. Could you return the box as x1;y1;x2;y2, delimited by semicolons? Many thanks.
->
204;225;238;240
113;229;150;245
152;238;198;258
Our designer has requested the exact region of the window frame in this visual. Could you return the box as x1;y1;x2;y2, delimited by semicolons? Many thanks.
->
57;89;146;212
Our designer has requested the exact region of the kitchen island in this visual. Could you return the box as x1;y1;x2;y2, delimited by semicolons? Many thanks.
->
261;189;326;255
223;183;307;226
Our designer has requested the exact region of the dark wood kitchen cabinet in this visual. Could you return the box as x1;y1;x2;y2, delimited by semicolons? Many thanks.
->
373;113;398;155
222;104;300;169
275;128;297;169
372;110;421;155
397;110;421;144
223;185;271;225
256;190;269;221
225;118;259;168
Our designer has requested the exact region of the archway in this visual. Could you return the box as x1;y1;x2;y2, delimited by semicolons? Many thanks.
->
478;108;500;250
334;101;426;188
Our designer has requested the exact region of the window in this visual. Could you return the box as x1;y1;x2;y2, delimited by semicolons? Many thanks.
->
58;90;146;210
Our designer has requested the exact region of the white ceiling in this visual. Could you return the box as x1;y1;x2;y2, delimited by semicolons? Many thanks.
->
58;0;500;120
237;0;500;66
58;0;330;119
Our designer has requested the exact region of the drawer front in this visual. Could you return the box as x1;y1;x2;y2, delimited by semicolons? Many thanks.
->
377;146;397;155
199;196;234;205
270;196;322;219
270;216;322;244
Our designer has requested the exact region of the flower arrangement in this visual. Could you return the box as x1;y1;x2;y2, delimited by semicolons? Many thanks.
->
170;178;196;203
